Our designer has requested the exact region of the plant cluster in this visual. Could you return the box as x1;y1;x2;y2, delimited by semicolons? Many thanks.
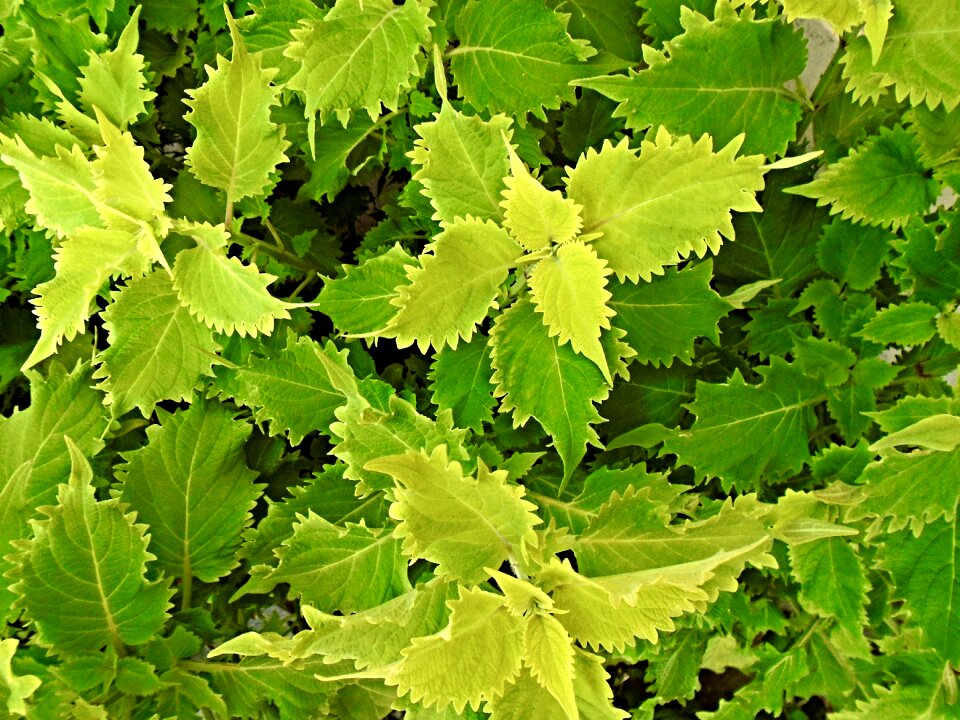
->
0;0;958;718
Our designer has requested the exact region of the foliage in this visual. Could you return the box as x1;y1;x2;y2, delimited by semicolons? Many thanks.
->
0;0;958;718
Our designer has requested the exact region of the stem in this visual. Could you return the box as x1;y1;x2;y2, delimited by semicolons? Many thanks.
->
230;230;319;274
224;197;234;233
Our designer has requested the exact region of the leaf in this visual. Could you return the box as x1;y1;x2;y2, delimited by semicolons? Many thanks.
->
785;126;938;230
665;359;824;489
315;244;416;335
501;141;582;251
171;221;292;336
490;299;610;480
366;446;541;584
544;0;644;61
880;520;960;664
521;613;577;719
892;215;960;306
11;440;172;655
23;226;151;369
94;271;221;416
856;301;939;346
389;587;524;712
0;136;100;238
779;0;863;33
384;217;522;352
911;105;960;192
428;338;497;433
529;242;614;383
300;116;377;202
841;0;960;111
792;336;857;387
240;513;409;613
608;260;731;367
871;415;960;453
789;537;868;633
285;0;431;140
815;217;893;291
0;639;41;716
77;7;155;128
449;0;597;119
117;399;261;584
565;130;764;282
579;2;806;157
184;11;289;204
410;103;512;225
219;335;349;444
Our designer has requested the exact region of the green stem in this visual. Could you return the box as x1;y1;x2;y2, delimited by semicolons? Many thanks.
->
181;561;193;612
230;230;319;274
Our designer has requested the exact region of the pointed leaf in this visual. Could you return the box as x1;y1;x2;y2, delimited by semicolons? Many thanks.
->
428;338;497;433
171;221;292;336
12;441;172;655
184;13;289;203
384;217;522;352
789;537;868;633
856;301;939;346
117;400;261;583
366;446;541;584
522;613;577;719
565;130;765;282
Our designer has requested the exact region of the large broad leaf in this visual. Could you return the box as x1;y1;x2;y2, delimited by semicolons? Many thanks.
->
285;0;431;142
0;364;107;623
879;520;960;664
184;13;289;205
171;221;292;336
218;335;349;444
608;260;731;367
117;400;262;586
388;587;524;712
410;104;512;225
490;299;610;480
579;1;806;157
383;217;522;352
94;271;221;416
238;513;409;613
11;442;172;655
77;8;155;128
564;129;765;283
786;126;939;230
529;242;614;383
665;358;825;489
841;0;960;111
23;226;150;369
366;446;541;584
449;0;597;119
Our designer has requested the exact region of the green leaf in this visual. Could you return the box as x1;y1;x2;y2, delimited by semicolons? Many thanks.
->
789;537;868;632
428;338;497;433
841;0;960;111
779;0;864;33
856;301;939;346
892;215;960;306
366;446;541;584
384;217;522;352
171;221;292;336
449;0;597;119
117;399;261;585
219;335;349;444
529;242;614;383
184;12;289;204
911;105;960;192
240;513;409;613
815;217;893;291
285;0;431;138
315;244;416;335
299;116;377;202
565;130;765;282
410;103;512;225
579;2;806;157
11;440;172;655
872;415;960;452
389;587;524;712
23;226;151;369
521;613;577;719
785;126;938;230
501;141;582;251
608;260;731;367
880;520;960;664
0;136;100;238
544;0;644;61
77;7;154;128
0;639;41;716
94;271;221;416
490;299;610;480
665;359;824;489
792;336;857;387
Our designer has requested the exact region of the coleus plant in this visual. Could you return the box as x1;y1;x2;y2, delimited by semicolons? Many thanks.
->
0;0;958;717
